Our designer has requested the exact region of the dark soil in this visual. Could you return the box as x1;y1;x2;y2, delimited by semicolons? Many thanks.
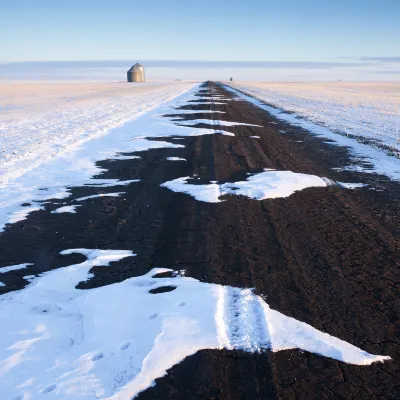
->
0;81;399;399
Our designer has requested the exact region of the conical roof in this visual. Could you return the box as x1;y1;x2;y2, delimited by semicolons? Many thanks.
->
128;63;144;72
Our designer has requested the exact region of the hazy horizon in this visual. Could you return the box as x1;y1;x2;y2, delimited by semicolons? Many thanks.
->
1;59;399;82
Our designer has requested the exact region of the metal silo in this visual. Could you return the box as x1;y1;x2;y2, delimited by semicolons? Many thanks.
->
127;63;145;83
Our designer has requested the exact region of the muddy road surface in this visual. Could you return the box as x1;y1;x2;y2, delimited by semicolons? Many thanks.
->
0;82;399;399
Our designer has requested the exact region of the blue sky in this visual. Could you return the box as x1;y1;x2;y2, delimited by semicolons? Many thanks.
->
2;0;399;62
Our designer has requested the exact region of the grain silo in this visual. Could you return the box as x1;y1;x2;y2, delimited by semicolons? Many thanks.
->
127;63;145;83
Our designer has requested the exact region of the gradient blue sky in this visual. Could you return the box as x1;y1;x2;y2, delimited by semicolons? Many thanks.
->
2;0;399;62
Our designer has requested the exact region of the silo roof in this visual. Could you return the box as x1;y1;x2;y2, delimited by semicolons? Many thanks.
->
128;63;144;72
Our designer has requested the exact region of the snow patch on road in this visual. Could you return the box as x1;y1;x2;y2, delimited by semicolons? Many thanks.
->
166;157;187;161
176;118;262;128
0;263;32;274
83;179;140;188
161;170;332;202
51;205;81;214
161;177;222;203
75;192;125;202
0;249;390;400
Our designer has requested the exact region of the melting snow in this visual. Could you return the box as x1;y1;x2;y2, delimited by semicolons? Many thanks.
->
161;170;332;202
75;193;125;202
176;118;262;128
51;205;81;214
0;249;390;400
0;263;32;274
83;179;140;188
166;157;187;161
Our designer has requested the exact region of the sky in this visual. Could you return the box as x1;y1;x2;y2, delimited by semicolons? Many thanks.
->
1;0;400;80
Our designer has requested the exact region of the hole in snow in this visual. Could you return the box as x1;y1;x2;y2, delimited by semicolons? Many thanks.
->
148;313;158;319
149;285;177;294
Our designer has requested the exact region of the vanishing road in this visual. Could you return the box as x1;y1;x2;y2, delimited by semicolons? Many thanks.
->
0;82;399;399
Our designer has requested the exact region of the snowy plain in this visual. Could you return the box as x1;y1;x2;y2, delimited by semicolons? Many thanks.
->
0;81;195;185
226;82;400;180
0;82;196;231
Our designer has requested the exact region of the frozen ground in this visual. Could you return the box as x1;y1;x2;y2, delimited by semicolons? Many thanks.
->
0;81;195;185
0;249;389;400
226;83;400;180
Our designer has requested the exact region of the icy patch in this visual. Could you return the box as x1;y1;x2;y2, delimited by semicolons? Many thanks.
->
75;193;125;202
0;250;390;400
166;157;187;161
161;170;331;202
0;263;32;274
51;205;81;214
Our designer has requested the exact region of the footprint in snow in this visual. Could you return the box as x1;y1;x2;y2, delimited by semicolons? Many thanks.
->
120;342;131;351
40;383;56;394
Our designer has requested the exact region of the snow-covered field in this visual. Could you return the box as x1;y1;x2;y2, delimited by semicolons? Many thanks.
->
226;82;400;180
228;82;400;149
0;81;195;185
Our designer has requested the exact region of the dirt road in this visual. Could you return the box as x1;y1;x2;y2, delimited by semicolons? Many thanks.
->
0;82;399;399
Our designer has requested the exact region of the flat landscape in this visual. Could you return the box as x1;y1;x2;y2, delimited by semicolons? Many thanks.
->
0;81;399;399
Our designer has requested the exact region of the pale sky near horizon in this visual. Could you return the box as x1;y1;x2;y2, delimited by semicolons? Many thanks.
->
2;0;399;62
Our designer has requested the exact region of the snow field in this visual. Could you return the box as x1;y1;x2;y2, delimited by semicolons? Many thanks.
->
224;84;400;180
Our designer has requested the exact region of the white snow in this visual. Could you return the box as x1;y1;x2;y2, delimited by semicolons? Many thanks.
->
249;136;260;138
0;263;32;274
161;170;331;202
0;282;5;287
51;205;81;214
7;205;43;224
161;177;222;203
166;157;187;161
75;193;125;202
220;170;330;200
225;83;400;181
0;249;390;400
